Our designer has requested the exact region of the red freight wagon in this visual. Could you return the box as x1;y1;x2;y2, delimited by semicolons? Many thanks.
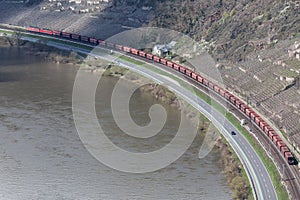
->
235;99;242;109
139;51;146;57
81;36;89;42
131;48;139;55
278;141;286;151
146;53;153;60
255;116;262;126
71;34;80;40
250;112;258;121
224;92;231;100
259;121;267;130
115;44;123;51
219;88;226;97
203;78;209;86
245;108;253;117
214;85;220;93
98;40;106;46
191;72;197;80
153;56;160;63
27;27;40;32
167;61;173;68
230;96;236;104
160;58;167;65
273;136;282;145
185;69;192;77
90;38;97;45
269;131;276;140
39;29;53;35
179;66;186;73
62;32;71;38
197;76;203;83
277;141;285;150
208;82;214;90
240;103;247;112
52;30;61;36
285;152;294;164
173;64;179;71
123;46;131;53
264;125;272;134
281;146;289;154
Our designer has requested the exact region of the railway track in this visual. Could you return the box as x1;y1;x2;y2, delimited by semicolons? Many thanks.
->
1;24;299;199
133;57;300;199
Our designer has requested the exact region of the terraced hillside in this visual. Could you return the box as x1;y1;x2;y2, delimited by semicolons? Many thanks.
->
0;0;299;149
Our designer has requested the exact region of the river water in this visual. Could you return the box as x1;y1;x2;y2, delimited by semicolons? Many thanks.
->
0;47;232;199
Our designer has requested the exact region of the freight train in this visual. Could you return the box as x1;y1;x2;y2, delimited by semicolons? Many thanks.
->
26;27;296;165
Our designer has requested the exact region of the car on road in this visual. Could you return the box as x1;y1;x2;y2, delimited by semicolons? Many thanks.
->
231;131;236;135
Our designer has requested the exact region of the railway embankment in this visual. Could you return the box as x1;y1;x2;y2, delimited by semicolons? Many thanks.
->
0;37;251;199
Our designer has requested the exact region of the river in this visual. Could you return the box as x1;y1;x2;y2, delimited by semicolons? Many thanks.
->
0;47;232;199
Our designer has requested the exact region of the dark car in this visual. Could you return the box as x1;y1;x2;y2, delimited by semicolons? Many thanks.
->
231;131;236;135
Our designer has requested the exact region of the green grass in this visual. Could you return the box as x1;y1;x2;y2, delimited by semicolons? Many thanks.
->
0;29;13;34
226;113;288;200
1;28;287;198
136;60;288;199
119;55;144;65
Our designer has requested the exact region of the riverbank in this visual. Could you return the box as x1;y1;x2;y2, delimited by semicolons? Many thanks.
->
0;38;251;199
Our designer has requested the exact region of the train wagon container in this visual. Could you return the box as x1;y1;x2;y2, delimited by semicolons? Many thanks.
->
214;85;220;93
52;30;61;36
281;146;289;154
62;32;71;38
39;29;53;35
245;108;253;117
123;46;131;53
229;96;236;104
107;42;115;48
191;72;197;80
250;112;258;121
27;27;40;33
259;121;267;130
285;152;294;165
185;69;192;77
115;44;123;51
90;38;97;45
240;103;247;113
146;53;153;60
153;56;160;63
264;125;273;135
71;34;80;40
81;36;89;42
98;40;105;46
167;61;173;68
273;136;282;146
131;48;139;55
139;51;146;57
208;82;214;90
255;116;262;126
160;58;167;65
235;99;242;109
224;92;231;100
198;75;203;83
179;66;186;73
278;141;286;151
203;78;209;86
269;131;276;140
172;64;179;71
219;88;226;97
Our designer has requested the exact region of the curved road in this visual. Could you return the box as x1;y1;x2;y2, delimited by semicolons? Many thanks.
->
0;28;277;200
